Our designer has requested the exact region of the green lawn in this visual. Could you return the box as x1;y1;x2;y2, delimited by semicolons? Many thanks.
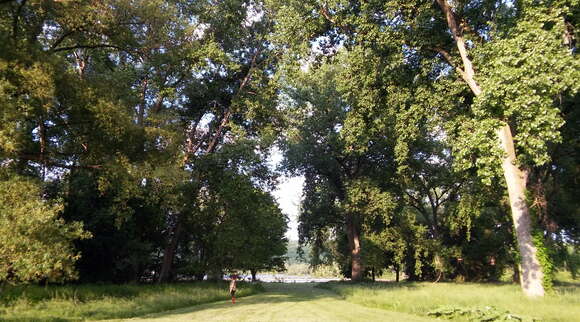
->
318;279;580;322
125;283;432;322
0;281;263;321
1;278;578;321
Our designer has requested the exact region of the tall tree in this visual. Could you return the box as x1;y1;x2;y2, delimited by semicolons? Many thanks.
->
267;0;579;296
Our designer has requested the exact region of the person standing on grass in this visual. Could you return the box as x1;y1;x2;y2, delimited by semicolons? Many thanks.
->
229;274;238;304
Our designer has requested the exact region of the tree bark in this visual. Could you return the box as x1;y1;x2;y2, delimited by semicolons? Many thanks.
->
435;0;545;297
513;263;521;284
497;125;545;296
346;214;363;281
137;77;148;126
158;217;183;283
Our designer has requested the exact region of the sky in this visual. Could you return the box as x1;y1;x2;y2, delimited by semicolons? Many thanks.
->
268;147;303;241
273;175;304;241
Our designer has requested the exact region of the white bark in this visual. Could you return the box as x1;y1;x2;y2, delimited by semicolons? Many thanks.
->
497;124;545;297
435;0;546;297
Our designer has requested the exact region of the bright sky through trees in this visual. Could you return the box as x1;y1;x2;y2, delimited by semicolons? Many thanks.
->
269;147;303;241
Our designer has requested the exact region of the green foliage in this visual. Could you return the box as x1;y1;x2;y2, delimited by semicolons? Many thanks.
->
474;4;580;168
269;0;580;289
1;0;578;300
0;176;90;284
533;231;556;292
1;0;286;284
427;305;538;321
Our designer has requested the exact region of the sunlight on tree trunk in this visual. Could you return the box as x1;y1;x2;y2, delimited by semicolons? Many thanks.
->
435;0;546;296
498;124;545;297
347;215;364;281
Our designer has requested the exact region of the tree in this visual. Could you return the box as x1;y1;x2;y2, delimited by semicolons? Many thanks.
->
0;176;90;285
279;61;399;280
267;0;579;296
0;0;286;284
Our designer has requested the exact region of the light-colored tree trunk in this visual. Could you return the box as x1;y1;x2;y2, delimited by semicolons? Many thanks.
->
436;0;545;297
497;125;545;296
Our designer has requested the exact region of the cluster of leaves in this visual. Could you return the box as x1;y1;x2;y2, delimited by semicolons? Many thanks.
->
427;305;538;322
0;176;90;284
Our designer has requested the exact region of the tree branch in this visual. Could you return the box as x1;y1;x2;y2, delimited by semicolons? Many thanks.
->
52;44;126;53
435;0;482;96
49;30;76;50
18;153;102;169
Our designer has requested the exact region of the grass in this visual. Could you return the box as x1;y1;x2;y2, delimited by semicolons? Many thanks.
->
0;281;263;321
126;283;433;322
318;276;580;322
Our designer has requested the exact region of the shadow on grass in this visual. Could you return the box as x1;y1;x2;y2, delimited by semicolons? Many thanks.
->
0;281;261;322
135;282;337;320
316;280;421;293
554;280;580;288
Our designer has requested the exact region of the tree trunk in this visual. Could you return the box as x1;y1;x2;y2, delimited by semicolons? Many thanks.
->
513;263;521;284
435;0;546;297
395;266;400;282
158;217;183;283
497;124;545;297
371;267;375;282
346;214;363;281
251;269;257;282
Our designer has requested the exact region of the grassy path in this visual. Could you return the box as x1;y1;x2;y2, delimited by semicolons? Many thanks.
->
122;283;433;322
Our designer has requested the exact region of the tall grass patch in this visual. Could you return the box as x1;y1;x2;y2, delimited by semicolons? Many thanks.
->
0;281;263;321
318;281;579;321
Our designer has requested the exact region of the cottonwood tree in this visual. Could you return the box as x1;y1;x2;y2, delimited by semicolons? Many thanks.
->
267;0;578;296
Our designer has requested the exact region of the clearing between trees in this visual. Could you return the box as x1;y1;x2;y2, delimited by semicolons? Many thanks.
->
123;281;579;322
123;283;431;322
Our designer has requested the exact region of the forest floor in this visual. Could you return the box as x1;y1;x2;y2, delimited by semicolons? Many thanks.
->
121;283;433;322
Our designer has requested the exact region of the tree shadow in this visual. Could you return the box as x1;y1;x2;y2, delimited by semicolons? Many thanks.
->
137;282;337;319
318;280;421;292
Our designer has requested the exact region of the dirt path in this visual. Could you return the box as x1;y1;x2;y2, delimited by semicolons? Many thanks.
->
124;283;434;321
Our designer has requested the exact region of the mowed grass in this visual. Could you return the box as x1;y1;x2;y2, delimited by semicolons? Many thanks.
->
0;281;263;321
318;278;580;322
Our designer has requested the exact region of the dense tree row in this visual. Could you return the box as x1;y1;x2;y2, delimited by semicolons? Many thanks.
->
269;0;579;297
0;0;577;298
1;0;286;285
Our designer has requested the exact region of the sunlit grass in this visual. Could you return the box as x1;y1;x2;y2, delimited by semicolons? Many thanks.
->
318;278;579;322
0;281;263;321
